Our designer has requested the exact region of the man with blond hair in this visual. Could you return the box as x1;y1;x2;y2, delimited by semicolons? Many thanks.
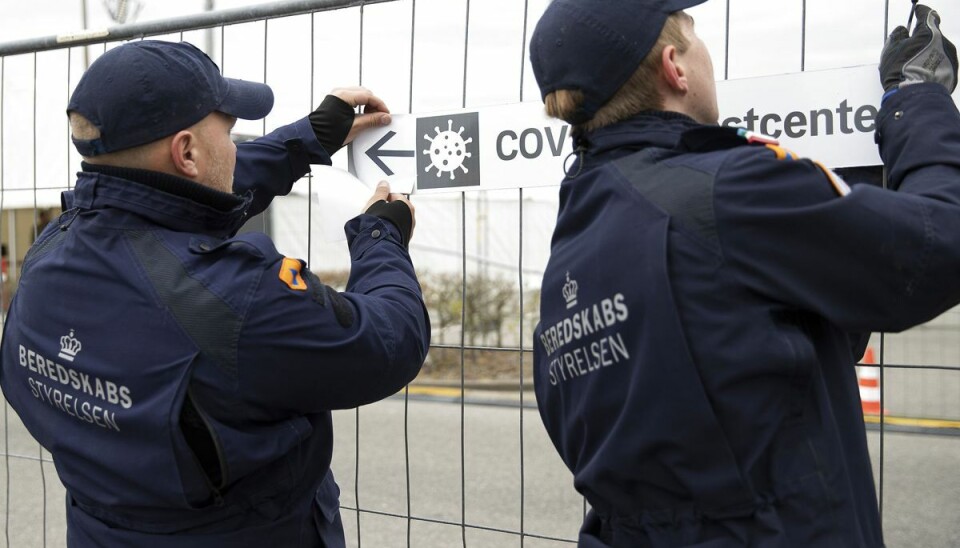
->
531;1;959;545
0;40;429;547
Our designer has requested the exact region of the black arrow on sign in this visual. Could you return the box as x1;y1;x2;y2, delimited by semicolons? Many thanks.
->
365;131;415;176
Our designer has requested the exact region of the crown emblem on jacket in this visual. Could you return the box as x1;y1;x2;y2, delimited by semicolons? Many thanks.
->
58;329;82;362
563;272;578;309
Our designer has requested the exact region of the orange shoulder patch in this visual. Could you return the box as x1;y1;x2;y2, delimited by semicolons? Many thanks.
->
762;145;849;197
279;257;308;291
813;161;852;197
764;144;799;161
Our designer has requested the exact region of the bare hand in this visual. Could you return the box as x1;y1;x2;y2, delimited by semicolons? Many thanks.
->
332;86;392;146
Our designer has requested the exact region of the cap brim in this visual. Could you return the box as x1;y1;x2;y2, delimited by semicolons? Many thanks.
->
218;78;274;120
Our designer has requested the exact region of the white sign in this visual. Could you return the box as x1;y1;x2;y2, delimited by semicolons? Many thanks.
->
349;64;957;193
349;103;572;194
718;64;882;168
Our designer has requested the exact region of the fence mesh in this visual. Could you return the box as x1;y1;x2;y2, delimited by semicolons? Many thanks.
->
1;1;959;547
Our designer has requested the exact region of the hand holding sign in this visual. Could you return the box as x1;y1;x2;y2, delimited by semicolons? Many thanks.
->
331;86;393;146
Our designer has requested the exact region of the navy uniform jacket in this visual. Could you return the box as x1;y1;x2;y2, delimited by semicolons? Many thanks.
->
0;117;430;547
534;82;960;547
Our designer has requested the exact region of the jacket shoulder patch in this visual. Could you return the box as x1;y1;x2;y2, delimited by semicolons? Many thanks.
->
814;161;852;197
764;144;799;161
279;257;308;291
737;128;779;145
758;146;850;197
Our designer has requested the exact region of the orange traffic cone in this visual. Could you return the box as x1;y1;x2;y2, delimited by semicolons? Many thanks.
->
857;347;888;416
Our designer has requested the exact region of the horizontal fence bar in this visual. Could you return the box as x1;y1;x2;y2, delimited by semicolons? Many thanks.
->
862;363;960;372
339;506;578;545
426;347;960;371
0;0;401;57
431;343;534;353
2;452;53;464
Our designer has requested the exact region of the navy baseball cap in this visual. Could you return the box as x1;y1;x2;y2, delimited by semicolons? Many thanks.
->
530;0;708;124
68;40;274;156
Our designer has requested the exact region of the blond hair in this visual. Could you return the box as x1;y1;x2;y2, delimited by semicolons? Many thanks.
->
544;12;691;133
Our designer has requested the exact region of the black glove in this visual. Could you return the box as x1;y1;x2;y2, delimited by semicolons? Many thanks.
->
308;95;355;155
365;200;413;247
880;4;958;94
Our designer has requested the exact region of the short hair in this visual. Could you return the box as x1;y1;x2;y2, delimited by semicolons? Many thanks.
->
544;12;691;133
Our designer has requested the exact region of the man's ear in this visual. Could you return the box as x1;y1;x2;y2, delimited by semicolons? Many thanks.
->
169;130;200;178
660;44;688;93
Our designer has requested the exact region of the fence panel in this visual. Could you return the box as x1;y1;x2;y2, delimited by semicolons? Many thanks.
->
1;1;959;547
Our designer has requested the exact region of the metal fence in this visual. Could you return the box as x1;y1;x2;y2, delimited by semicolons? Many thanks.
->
0;0;959;547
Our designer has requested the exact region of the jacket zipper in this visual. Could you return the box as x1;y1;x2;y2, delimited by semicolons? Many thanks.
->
185;388;228;506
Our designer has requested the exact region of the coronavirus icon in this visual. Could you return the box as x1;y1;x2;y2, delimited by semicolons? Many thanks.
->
423;119;474;180
416;112;480;189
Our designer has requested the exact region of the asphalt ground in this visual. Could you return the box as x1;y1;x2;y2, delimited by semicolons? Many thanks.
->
1;394;958;547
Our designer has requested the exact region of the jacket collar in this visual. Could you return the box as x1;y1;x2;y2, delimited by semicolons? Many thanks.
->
82;162;244;211
63;166;253;238
576;110;703;158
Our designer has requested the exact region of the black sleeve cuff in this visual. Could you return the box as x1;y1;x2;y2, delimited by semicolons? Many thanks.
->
309;95;355;156
364;200;413;248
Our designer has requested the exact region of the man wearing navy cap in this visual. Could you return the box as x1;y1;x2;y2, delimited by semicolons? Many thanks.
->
0;40;429;547
532;1;958;546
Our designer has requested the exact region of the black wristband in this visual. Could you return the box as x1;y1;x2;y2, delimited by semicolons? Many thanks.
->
364;200;413;247
309;95;355;155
